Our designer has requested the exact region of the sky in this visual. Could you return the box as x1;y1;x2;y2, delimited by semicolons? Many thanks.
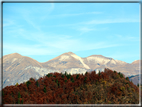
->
3;3;140;63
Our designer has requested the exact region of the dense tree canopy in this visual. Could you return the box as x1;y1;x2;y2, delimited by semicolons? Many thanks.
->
2;68;141;104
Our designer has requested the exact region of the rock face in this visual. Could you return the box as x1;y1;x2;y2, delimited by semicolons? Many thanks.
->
1;52;141;90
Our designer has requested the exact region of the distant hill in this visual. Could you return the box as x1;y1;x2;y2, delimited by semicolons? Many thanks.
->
1;68;140;104
1;52;141;90
128;74;142;86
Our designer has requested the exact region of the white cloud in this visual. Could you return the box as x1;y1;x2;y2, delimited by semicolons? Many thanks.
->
3;19;15;27
53;11;102;17
115;34;140;42
78;42;121;51
17;29;120;52
6;3;55;32
3;19;123;56
43;16;139;28
4;34;122;56
40;3;55;20
77;27;96;35
82;18;139;25
23;16;41;31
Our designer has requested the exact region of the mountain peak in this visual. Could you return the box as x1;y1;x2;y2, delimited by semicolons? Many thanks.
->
4;53;22;58
11;53;21;55
131;60;140;64
67;52;75;55
61;52;76;56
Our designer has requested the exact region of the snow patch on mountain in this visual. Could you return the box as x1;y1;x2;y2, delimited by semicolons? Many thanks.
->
87;56;110;64
12;58;18;63
109;59;116;65
115;60;126;64
24;66;60;77
59;55;70;61
62;68;87;75
95;68;105;74
70;54;90;69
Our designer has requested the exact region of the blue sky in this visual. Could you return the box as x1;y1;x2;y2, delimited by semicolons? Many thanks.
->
3;3;140;63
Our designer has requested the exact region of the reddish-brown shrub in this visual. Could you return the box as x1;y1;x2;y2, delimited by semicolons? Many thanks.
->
111;86;117;93
55;88;64;95
61;94;67;100
54;72;60;77
116;90;121;96
101;72;109;80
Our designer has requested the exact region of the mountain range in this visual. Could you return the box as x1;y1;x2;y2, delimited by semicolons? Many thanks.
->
0;52;141;90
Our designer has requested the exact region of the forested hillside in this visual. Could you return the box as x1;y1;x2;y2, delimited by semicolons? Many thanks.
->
2;68;141;104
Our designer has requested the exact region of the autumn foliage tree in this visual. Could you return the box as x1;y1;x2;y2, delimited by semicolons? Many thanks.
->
2;68;140;104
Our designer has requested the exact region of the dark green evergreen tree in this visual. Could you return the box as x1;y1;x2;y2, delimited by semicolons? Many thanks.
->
26;81;31;87
99;70;101;76
21;98;24;104
17;98;20;104
126;77;129;81
56;79;58;84
58;82;61;87
61;74;64;78
65;71;67;76
36;81;39;87
85;71;88;75
76;74;79;79
43;85;47;93
46;73;52;77
71;77;74;83
84;77;87;82
66;74;71;79
18;92;21;98
120;73;123;78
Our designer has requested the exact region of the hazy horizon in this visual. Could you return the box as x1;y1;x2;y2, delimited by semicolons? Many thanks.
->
3;3;140;63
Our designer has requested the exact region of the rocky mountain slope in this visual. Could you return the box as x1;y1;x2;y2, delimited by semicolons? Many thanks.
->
1;52;141;90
